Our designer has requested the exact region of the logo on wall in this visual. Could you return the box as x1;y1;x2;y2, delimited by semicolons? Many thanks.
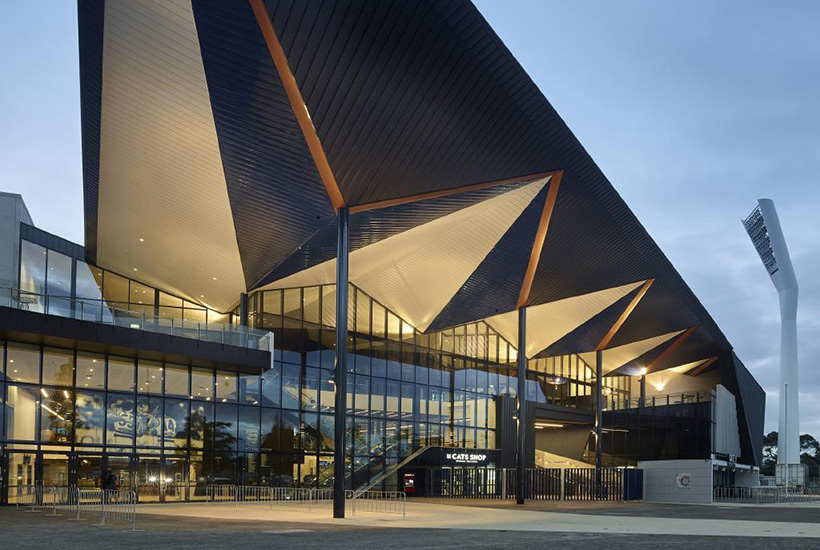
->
676;473;692;489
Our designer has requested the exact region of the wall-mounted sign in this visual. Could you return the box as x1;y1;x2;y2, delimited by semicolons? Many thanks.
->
445;452;489;465
676;473;692;489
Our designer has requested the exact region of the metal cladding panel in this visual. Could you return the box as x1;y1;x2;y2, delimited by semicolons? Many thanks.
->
528;171;655;306
192;0;335;289
426;182;552;332
540;286;643;357
728;352;766;467
78;0;106;264
265;0;565;206
606;276;702;349
254;181;531;289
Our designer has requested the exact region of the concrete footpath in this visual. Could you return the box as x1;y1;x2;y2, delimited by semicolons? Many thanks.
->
136;500;820;538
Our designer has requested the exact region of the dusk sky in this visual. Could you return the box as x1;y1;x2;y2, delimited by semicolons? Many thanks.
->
1;1;818;435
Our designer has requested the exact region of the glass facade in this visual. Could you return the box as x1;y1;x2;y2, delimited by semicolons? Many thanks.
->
3;233;634;502
18;238;230;327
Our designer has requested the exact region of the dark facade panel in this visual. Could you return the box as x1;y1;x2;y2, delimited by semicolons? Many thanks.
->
192;0;335;289
77;0;105;265
20;223;85;261
727;352;766;467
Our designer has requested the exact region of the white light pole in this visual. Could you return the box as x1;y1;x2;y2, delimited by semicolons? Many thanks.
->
742;199;799;484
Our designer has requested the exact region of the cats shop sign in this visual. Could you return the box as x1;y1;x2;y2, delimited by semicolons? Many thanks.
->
444;451;490;465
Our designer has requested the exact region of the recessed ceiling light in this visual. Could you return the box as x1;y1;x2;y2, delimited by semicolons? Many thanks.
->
212;277;217;281
139;238;144;242
133;268;138;272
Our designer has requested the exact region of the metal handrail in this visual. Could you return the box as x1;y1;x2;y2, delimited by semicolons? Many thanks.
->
0;285;271;350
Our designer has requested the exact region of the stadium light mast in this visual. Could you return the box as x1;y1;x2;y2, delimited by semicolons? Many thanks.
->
742;199;800;485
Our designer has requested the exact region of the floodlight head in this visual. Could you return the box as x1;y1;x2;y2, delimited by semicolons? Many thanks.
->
742;205;779;277
741;199;798;294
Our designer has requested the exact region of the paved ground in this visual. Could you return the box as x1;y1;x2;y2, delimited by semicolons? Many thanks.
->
2;507;820;550
413;497;820;523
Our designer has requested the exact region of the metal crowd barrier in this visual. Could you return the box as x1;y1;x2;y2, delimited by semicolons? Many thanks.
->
713;486;820;505
14;486;136;531
206;485;334;511
74;489;138;531
205;484;236;502
347;490;406;518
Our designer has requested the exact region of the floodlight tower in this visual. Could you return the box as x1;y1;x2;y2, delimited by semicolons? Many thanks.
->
742;199;799;484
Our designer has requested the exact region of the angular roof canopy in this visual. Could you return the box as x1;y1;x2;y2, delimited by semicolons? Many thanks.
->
79;0;738;376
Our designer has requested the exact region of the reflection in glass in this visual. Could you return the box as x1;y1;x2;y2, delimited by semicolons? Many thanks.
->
42;348;75;386
40;388;73;443
136;395;162;447
164;398;189;448
75;391;104;444
106;394;134;446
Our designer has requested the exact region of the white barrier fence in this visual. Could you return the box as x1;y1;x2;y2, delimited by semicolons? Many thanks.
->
347;490;406;518
714;486;820;505
15;485;137;531
205;485;404;517
206;485;332;511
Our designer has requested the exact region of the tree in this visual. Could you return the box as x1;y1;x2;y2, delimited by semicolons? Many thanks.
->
761;431;778;476
760;431;820;481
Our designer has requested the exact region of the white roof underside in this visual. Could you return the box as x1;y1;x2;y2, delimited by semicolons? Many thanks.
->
260;177;552;331
96;0;244;311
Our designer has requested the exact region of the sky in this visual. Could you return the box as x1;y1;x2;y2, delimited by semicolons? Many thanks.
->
1;1;818;435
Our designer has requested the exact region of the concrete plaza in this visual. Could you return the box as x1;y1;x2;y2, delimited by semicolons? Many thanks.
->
4;500;820;549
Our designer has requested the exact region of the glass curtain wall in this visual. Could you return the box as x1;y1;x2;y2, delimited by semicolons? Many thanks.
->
17;238;231;327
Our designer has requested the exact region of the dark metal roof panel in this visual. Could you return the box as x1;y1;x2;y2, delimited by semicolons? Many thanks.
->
266;0;565;206
78;0;106;265
192;0;335;289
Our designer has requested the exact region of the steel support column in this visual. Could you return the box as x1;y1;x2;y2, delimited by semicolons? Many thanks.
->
639;374;647;411
595;349;603;495
333;207;350;519
516;306;527;505
239;293;249;326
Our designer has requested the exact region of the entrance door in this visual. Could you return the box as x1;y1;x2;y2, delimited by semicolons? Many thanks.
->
106;455;134;493
135;455;162;502
41;452;71;489
7;451;36;504
75;454;103;488
163;455;187;501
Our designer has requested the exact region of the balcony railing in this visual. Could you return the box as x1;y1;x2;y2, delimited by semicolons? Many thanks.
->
0;286;272;351
610;391;711;411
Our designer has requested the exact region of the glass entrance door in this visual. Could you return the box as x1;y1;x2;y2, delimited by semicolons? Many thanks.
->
76;454;104;488
135;455;162;502
7;451;36;504
41;453;70;488
163;455;187;501
106;455;133;493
